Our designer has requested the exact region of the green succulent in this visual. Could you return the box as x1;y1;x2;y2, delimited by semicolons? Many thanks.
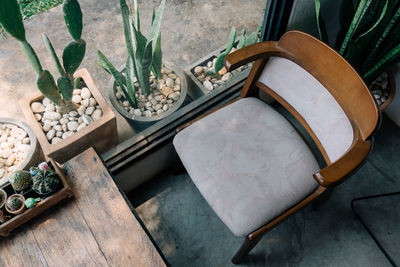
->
31;167;60;195
0;0;86;111
9;170;31;192
314;0;400;82
7;197;23;211
97;0;165;108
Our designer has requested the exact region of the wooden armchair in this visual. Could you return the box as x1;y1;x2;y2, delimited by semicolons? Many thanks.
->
173;31;379;264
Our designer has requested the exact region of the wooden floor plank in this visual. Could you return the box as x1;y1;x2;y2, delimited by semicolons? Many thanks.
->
63;148;166;267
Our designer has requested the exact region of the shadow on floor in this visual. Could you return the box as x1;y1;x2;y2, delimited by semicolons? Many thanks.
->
128;115;399;266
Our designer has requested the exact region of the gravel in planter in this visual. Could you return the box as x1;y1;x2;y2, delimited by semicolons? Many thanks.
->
369;71;391;107
115;66;182;118
30;85;103;145
0;124;30;179
192;48;252;92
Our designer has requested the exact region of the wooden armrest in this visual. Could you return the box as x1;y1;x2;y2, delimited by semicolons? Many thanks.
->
224;41;287;71
313;138;372;187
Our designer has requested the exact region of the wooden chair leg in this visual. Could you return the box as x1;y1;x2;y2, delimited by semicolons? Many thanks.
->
231;235;263;264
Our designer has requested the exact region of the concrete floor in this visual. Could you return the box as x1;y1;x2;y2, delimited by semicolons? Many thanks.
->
0;0;265;142
130;115;400;266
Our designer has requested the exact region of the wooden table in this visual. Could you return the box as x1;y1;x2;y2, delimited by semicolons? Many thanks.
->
0;148;166;267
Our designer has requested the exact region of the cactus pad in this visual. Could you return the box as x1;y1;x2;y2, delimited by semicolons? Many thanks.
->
62;40;86;74
9;170;32;192
63;0;83;41
0;0;26;42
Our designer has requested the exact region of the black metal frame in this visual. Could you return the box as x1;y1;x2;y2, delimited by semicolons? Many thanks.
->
351;192;400;267
261;0;294;41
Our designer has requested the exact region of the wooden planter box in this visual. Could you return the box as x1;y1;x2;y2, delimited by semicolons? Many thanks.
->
0;159;73;237
20;68;118;163
185;42;252;98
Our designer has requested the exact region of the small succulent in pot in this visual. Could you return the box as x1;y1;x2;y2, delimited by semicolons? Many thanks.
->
0;0;86;112
30;163;60;195
0;188;7;209
5;194;26;215
9;170;32;192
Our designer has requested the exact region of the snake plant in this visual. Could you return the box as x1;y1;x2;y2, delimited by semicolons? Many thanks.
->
0;0;85;112
206;26;259;78
315;0;400;82
97;0;165;108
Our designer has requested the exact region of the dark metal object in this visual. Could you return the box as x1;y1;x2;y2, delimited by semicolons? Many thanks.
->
351;192;400;267
261;0;294;41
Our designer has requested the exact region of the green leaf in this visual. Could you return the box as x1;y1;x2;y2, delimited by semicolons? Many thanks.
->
364;4;400;71
147;0;165;44
314;0;329;43
135;41;153;95
36;70;62;106
63;0;83;41
125;56;137;106
0;0;26;41
335;0;355;50
205;69;219;78
73;77;81;89
120;0;136;60
236;29;246;49
57;76;73;101
340;0;374;55
133;0;140;31
62;40;86;74
97;50;134;106
20;40;43;74
244;31;258;47
214;52;227;73
43;33;66;77
225;27;236;54
152;32;162;79
363;43;400;80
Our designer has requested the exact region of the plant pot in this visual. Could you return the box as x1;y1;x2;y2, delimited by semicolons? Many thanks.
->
0;188;7;209
185;42;252;98
5;194;25;215
378;71;396;111
19;68;118;164
108;63;188;130
0;118;44;185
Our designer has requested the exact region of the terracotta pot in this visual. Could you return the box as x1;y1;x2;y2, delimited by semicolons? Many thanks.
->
19;68;118;163
5;194;25;215
0;118;44;185
379;71;396;111
108;63;188;130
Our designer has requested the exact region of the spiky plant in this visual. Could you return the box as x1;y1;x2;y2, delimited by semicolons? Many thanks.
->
97;0;165;109
0;0;85;112
205;26;259;78
315;0;400;82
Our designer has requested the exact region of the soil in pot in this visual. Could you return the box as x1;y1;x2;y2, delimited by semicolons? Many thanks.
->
192;48;252;92
30;80;104;145
114;65;184;119
0;123;32;180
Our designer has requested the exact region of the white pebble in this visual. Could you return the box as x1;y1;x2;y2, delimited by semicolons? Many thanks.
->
47;129;56;140
133;109;142;116
45;104;55;112
35;114;42;121
60;118;69;125
72;95;82;104
91;109;102;121
77;106;86;115
56;131;63;137
144;110;152;117
62;131;74;139
166;78;175;88
81;114;93;125
53;125;62;132
43;111;61;121
89;97;97;107
31;102;45;113
73;89;81;95
85;106;95;115
22;137;30;144
203;80;213;90
69;111;78;117
81;87;91;99
67;121;79;131
42;123;52;132
116;91;123;99
52;137;62;144
77;123;86;131
42;98;51;106
194;66;203;76
6;154;16;166
81;98;90;107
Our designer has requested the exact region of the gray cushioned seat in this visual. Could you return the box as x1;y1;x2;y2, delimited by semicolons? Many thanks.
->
173;97;320;236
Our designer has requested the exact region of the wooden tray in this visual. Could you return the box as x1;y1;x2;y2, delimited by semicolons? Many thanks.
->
0;159;73;237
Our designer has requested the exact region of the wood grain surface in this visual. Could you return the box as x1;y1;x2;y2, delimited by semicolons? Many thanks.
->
0;148;166;267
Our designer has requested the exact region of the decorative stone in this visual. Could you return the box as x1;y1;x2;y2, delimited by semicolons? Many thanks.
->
43;111;61;121
89;97;97;107
69;111;78;117
82;98;90;107
46;129;56;140
163;104;168;111
85;106;95;115
35;114;42;121
42;123;52;132
62;124;68;132
52;137;62;144
69;117;77;121
81;87;91;99
72;95;82;104
91;109;102;121
60;118;69;125
42;98;51;106
73;89;81;95
194;66;203;76
133;109;142;116
56;131;63;137
144;110;152;117
22;137;30;144
77;106;86;115
116;91;123;99
203;80;213;90
67;121;79;131
62;131;74;139
168;93;179;101
45;104;55;112
77;123;86;131
31;102;45;113
81;114;93;125
157;109;164;116
122;101;130;107
166;78;174;88
78;117;83;124
221;73;232;82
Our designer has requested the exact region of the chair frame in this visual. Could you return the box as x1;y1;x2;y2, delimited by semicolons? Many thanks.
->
178;31;380;264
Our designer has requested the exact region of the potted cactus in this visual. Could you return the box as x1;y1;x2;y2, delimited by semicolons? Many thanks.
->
97;0;188;129
0;0;117;163
314;0;399;110
188;26;260;96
